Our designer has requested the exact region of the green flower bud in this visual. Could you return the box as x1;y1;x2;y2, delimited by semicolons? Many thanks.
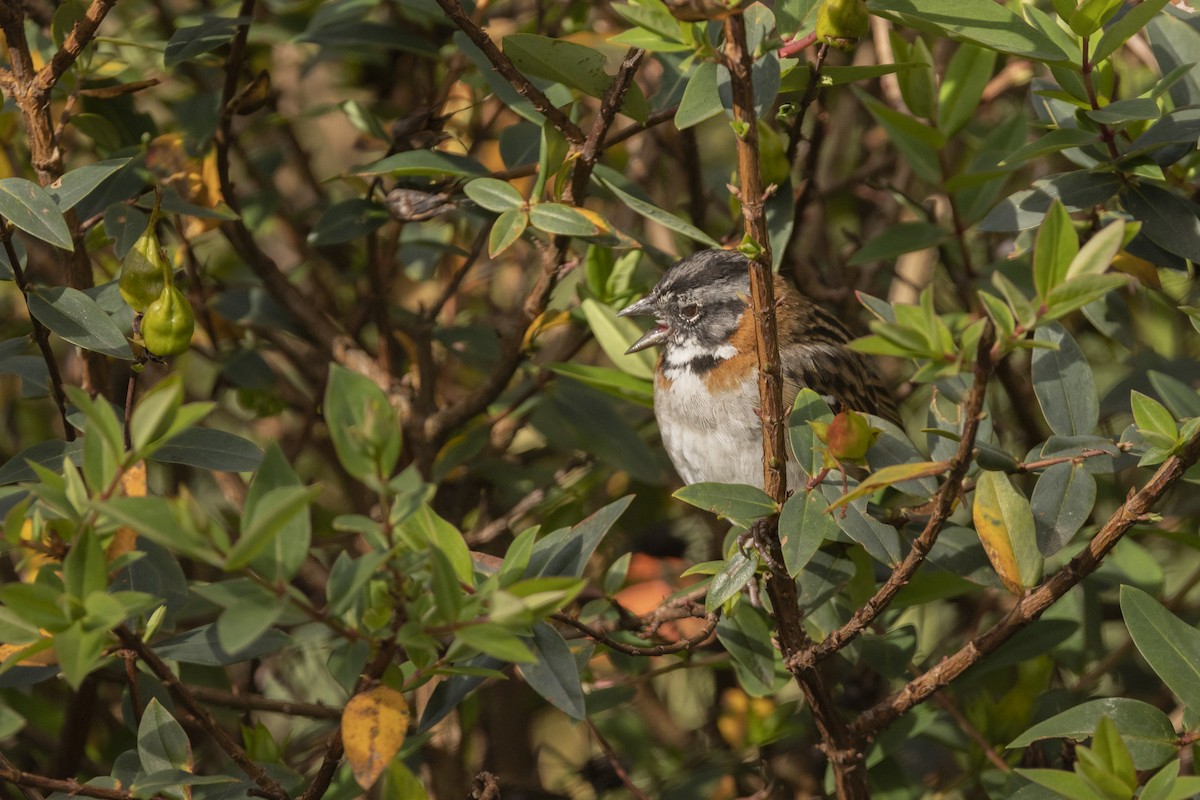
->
118;217;170;312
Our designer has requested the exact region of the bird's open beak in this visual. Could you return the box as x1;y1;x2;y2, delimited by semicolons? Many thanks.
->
618;295;668;354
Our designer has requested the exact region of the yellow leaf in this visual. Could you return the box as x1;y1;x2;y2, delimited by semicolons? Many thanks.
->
1111;250;1161;290
972;471;1042;595
342;686;410;789
0;636;57;667
522;310;572;350
825;461;949;512
107;462;146;562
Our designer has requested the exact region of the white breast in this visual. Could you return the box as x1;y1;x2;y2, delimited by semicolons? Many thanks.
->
655;367;800;490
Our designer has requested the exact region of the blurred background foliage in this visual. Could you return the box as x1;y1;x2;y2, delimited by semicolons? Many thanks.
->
1;0;1200;798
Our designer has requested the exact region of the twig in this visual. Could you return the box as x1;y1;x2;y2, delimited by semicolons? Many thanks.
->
564;47;646;203
0;220;73;439
784;42;830;166
553;611;717;657
432;0;584;144
0;755;125;800
585;720;652;800
115;627;293;800
722;16;867;800
791;322;995;669
851;427;1200;740
183;685;342;720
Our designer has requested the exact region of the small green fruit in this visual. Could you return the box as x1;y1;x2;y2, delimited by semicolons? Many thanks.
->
816;0;869;51
118;221;170;312
142;285;195;357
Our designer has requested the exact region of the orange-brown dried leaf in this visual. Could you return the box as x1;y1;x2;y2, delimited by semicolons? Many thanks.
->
342;686;410;789
107;462;146;562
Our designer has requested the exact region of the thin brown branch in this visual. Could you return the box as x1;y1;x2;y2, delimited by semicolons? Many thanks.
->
784;42;830;166
0;221;73;439
432;0;584;145
585;720;653;800
115;627;293;800
792;322;995;669
184;685;342;720
0;756;126;800
564;47;646;204
851;427;1200;740
553;610;717;657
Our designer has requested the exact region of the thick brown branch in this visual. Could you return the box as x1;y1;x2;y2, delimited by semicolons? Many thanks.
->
115;627;292;800
851;427;1200;740
564;47;646;204
793;322;996;669
432;0;584;145
723;16;866;800
36;0;120;96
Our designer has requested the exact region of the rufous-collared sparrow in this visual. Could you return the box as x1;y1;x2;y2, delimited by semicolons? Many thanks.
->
619;249;898;491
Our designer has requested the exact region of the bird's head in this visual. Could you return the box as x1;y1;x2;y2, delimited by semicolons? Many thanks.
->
618;250;751;358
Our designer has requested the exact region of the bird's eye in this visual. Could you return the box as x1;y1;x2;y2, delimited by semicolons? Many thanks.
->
681;303;700;320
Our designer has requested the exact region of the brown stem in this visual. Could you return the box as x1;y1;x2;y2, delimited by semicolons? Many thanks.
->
0;220;74;439
1080;36;1121;161
553;611;717;657
723;16;866;799
792;323;995;669
0;755;126;800
431;0;584;145
784;42;830;167
851;427;1200;740
115;627;292;800
586;719;653;800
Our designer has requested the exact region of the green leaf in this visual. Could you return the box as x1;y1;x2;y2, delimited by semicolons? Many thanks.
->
351;150;489;179
527;496;632;579
579;298;656;381
1149;371;1200;419
676;61;723;130
164;14;247;67
489;207;528;256
1068;0;1124;37
62;531;106;601
308;199;388;246
1131;391;1179;450
1120;183;1200;264
464;178;524;213
847;222;948;266
1086;97;1161;126
545;362;653;406
1016;768;1111;800
27;286;132;360
151;427;263;472
593;165;720;247
137;698;192;791
778;488;836;577
716;603;780;697
1031;462;1096;557
518;622;585;720
456;623;535;663
1001;128;1101;167
973;471;1043;594
1010;697;1176;771
937;43;998;137
503;34;648;122
246;443;311;581
528;203;601;237
227;485;319;570
48;158;131;211
0;178;73;250
1121;585;1200;714
324;364;401;485
399;503;474;584
1066;219;1125;281
673;482;778;528
54;620;108;690
1031;324;1099;436
1091;715;1137;792
706;550;758;610
1043;274;1129;320
1093;0;1170;63
151;624;291;666
854;89;946;184
867;0;1068;61
1033;200;1078;300
1140;761;1181;800
212;585;287;655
